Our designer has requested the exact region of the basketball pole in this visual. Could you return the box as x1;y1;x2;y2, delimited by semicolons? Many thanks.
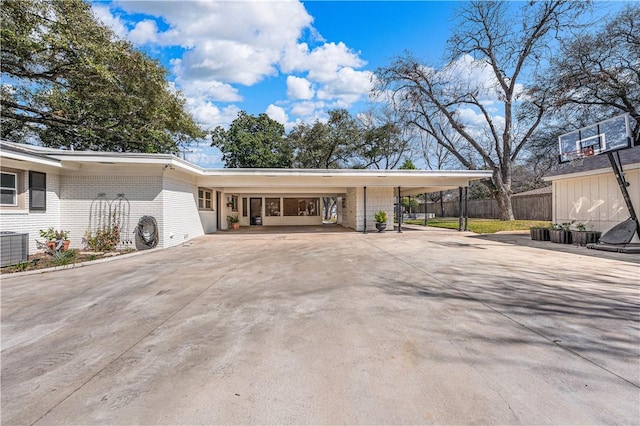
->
607;151;640;236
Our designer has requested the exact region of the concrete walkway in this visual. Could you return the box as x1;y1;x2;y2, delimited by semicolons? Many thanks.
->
1;228;639;425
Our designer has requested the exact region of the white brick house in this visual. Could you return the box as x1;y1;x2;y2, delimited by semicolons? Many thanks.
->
1;140;491;255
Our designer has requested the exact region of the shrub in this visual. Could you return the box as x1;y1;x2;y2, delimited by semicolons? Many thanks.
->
39;227;69;241
374;210;388;223
84;225;120;252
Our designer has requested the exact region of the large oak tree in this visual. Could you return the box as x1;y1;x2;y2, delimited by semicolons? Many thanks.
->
1;0;204;153
375;1;588;220
211;111;293;168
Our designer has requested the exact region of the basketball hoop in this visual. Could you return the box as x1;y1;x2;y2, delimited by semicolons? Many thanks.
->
557;113;632;163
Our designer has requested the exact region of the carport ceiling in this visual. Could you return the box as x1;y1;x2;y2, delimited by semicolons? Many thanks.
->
197;168;492;195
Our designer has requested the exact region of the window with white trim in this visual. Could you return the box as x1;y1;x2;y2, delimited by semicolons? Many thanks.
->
1;172;17;206
198;188;213;210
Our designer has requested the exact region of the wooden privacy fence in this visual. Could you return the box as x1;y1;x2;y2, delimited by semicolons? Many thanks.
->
420;194;551;221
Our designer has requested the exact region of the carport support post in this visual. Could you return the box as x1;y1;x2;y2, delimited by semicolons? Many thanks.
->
424;193;428;226
397;186;402;233
464;187;469;231
458;187;463;232
363;186;367;234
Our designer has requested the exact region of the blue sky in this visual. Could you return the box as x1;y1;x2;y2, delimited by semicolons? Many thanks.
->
92;1;627;168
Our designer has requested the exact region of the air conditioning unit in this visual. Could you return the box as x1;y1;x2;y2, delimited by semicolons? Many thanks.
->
1;231;28;267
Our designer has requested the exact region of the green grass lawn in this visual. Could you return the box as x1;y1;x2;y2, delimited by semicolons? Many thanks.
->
402;218;552;234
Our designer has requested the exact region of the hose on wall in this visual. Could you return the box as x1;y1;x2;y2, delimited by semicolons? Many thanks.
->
136;215;158;250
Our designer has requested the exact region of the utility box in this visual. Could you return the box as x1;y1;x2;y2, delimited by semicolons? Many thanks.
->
0;231;28;267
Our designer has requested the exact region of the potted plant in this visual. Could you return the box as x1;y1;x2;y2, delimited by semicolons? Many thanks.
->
40;227;70;251
571;223;601;246
529;225;551;241
549;222;572;244
374;210;388;232
227;215;240;230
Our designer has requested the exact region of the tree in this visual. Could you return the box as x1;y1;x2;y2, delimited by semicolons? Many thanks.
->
375;1;588;220
1;0;204;152
211;111;292;168
536;4;640;145
398;159;416;170
288;109;360;169
356;108;413;169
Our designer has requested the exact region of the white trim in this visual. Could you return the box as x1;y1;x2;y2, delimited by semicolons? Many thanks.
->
544;162;640;181
0;171;18;206
0;150;62;168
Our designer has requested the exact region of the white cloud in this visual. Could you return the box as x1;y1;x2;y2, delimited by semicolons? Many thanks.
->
265;104;288;125
186;98;240;131
290;101;326;118
280;42;365;81
316;67;374;103
92;4;128;38
128;20;159;45
286;76;314;100
184;145;224;168
95;1;375;141
176;75;243;102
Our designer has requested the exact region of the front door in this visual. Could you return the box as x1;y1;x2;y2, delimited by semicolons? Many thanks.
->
250;198;262;226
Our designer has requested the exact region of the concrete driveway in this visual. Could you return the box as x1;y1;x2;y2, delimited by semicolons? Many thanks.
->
2;227;639;425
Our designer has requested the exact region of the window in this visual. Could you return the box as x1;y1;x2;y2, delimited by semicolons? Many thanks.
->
226;195;239;211
1;172;17;206
242;197;248;217
283;198;320;216
198;188;213;210
265;198;280;216
29;171;46;211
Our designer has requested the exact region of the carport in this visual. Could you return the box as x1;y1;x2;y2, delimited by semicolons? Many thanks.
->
195;168;492;232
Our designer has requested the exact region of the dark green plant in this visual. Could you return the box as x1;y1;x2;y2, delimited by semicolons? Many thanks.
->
14;261;29;271
575;222;586;231
227;215;240;224
52;249;76;266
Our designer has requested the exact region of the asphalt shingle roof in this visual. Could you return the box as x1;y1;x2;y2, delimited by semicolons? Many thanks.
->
545;145;640;178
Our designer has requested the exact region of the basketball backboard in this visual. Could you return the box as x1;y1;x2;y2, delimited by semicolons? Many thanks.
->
558;113;632;163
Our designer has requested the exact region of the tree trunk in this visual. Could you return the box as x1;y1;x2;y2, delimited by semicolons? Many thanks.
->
493;168;515;220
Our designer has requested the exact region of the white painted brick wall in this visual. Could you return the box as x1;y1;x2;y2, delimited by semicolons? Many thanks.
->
358;187;395;232
0;168;61;254
341;187;395;231
59;175;163;250
162;174;204;248
342;188;357;230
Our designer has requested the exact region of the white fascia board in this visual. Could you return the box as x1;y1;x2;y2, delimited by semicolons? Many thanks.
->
46;152;205;175
543;162;640;181
218;187;349;195
202;168;492;179
199;169;492;189
0;150;62;168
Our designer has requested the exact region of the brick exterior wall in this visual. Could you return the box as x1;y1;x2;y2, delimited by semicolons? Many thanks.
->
162;173;204;248
0;166;61;254
60;175;164;250
342;187;394;231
